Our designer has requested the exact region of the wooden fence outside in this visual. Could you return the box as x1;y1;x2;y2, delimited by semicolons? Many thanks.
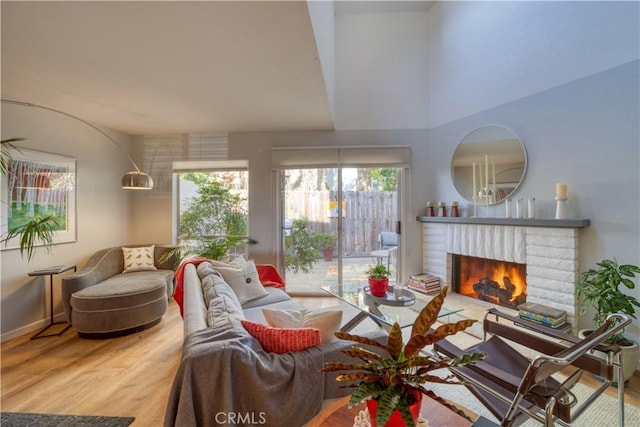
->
284;190;397;255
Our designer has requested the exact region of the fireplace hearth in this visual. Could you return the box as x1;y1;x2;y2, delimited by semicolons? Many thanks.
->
453;254;527;309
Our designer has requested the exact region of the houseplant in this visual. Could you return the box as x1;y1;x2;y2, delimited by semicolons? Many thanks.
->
367;263;392;297
285;219;320;274
1;137;60;261
322;286;484;427
314;232;337;261
576;258;640;382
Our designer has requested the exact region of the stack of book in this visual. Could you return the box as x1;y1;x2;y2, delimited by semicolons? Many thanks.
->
406;274;440;295
517;302;570;330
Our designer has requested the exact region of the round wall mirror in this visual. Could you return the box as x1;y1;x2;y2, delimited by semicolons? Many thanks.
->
451;126;527;205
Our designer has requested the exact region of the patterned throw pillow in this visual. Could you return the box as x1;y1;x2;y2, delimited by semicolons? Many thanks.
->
240;320;320;354
262;308;342;344
122;245;157;273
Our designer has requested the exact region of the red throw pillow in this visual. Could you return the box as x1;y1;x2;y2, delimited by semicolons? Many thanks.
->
241;320;321;354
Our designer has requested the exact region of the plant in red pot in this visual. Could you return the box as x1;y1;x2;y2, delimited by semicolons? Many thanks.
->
367;264;392;297
322;287;485;427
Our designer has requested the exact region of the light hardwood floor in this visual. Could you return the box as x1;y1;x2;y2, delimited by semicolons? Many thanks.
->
1;298;638;426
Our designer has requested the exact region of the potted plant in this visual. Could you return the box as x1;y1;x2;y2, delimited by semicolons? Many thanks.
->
314;232;337;261
322;286;484;427
367;264;392;297
285;219;320;274
160;235;258;267
576;258;640;382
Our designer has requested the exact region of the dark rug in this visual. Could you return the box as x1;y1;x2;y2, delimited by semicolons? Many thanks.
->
0;412;135;427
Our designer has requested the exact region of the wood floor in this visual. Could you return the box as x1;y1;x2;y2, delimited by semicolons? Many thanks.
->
1;298;638;426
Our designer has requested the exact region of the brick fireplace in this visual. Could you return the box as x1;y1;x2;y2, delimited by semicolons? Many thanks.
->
420;218;589;329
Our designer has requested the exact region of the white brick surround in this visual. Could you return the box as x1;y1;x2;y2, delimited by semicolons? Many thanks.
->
422;223;579;326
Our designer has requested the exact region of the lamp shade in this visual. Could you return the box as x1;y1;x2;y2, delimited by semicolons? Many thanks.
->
121;171;153;190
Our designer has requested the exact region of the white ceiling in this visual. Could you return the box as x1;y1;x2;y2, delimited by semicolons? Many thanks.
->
1;1;334;135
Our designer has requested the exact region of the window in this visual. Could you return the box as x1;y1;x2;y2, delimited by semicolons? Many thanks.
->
172;160;250;260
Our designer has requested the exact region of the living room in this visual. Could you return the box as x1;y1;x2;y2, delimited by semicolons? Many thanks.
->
1;1;639;425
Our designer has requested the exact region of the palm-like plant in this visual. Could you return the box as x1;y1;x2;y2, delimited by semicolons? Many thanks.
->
2;215;59;261
322;286;484;427
1;137;25;175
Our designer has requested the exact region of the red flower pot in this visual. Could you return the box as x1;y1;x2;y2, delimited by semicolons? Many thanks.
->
369;277;389;297
366;391;422;427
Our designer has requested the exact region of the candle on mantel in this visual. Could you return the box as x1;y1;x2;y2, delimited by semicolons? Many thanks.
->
556;183;568;199
472;162;477;201
491;156;496;197
484;155;489;202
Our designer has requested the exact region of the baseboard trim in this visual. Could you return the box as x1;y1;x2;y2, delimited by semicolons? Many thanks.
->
1;312;67;342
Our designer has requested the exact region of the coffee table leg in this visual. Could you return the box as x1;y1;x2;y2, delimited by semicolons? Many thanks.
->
340;311;370;332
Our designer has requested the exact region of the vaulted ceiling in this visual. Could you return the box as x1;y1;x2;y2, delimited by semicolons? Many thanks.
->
1;1;335;135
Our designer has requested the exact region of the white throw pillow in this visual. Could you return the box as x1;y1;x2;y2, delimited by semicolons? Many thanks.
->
262;308;342;344
122;245;157;273
209;257;268;305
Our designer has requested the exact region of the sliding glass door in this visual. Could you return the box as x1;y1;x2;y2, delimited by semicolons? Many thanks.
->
281;166;402;294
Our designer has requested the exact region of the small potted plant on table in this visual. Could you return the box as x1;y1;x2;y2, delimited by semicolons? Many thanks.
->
322;286;484;427
576;258;640;383
367;264;392;297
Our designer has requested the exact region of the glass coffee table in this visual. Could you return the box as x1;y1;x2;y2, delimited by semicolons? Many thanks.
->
321;282;464;332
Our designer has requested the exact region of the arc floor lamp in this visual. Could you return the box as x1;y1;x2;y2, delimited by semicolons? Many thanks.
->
1;99;153;190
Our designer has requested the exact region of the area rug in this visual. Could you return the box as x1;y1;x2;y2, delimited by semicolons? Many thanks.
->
427;380;639;426
0;412;135;427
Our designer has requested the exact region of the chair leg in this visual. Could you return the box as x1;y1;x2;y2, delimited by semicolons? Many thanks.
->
617;356;625;427
544;396;557;427
501;393;525;427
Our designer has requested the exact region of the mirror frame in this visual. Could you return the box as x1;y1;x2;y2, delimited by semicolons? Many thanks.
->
451;125;527;205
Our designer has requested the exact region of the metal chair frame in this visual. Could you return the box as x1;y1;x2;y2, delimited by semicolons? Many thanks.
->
434;308;630;427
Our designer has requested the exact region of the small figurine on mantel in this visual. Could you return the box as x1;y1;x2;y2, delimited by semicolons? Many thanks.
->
425;201;435;217
438;201;447;217
451;201;460;217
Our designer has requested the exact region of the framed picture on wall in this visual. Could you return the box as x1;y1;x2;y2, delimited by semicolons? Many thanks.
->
1;149;77;250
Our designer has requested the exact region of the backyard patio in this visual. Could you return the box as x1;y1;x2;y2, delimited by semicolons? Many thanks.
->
284;255;398;295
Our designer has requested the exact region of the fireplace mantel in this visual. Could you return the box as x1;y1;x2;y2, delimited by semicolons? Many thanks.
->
417;216;590;228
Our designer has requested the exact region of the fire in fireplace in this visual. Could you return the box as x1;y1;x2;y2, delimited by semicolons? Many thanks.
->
452;254;527;308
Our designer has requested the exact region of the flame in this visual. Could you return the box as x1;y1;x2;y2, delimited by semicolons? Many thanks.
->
457;256;527;303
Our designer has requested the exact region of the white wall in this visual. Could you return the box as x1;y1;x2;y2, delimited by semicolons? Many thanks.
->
425;1;639;128
307;0;336;121
334;1;639;130
0;105;134;340
335;8;430;130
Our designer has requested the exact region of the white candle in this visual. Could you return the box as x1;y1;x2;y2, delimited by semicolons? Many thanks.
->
516;198;523;218
556;183;567;199
479;161;483;196
472;162;477;200
484;155;489;201
491;156;496;196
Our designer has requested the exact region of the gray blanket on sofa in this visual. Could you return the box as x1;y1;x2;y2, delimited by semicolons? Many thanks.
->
164;315;326;427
